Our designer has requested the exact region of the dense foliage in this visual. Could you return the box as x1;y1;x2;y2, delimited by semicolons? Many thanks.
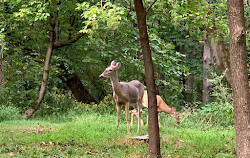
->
0;0;249;128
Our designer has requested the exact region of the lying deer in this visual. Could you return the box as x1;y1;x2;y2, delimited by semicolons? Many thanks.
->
131;90;180;126
99;60;144;133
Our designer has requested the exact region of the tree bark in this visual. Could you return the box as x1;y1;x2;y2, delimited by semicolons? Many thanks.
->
25;41;54;119
185;74;194;94
0;44;3;88
210;37;232;85
134;0;161;157
0;53;3;88
58;70;97;103
202;36;213;104
227;0;250;157
184;74;194;103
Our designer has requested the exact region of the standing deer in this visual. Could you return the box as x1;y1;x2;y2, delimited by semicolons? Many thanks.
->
99;60;144;132
131;90;180;126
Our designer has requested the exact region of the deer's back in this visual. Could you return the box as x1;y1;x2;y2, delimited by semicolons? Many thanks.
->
142;91;169;111
127;80;144;98
114;80;144;104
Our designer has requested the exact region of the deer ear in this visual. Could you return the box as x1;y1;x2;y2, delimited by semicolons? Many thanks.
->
115;62;121;69
172;107;176;112
111;60;116;66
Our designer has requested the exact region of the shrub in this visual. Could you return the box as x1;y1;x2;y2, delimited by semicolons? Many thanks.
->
0;105;22;122
32;93;116;122
194;102;234;127
191;72;234;127
71;94;116;115
38;90;74;115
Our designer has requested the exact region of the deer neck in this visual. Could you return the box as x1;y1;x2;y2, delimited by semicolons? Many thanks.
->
110;71;122;95
158;99;173;114
161;106;173;114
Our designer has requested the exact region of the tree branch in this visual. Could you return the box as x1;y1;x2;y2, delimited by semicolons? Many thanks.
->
53;32;84;48
146;0;157;14
55;10;59;42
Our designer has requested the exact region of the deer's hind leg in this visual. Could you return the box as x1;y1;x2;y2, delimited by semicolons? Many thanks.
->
137;103;142;132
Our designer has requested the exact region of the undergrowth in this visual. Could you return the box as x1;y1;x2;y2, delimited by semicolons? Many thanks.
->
0;74;236;157
0;110;235;158
0;89;236;157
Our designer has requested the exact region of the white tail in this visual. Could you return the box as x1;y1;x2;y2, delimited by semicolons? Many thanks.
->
99;60;144;132
131;90;180;126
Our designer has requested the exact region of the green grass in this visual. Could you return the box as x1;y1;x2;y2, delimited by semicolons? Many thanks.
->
0;112;236;158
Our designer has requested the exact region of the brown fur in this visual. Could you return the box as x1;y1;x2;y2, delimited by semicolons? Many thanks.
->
131;90;180;126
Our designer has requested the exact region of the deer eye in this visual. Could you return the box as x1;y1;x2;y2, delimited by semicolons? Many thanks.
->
109;69;112;72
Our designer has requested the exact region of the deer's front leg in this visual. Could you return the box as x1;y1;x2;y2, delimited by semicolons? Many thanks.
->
116;104;121;131
125;103;130;133
137;104;141;132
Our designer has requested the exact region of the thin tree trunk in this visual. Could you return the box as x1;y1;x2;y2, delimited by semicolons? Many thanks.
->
227;0;250;157
36;43;54;107
202;36;213;104
0;44;3;88
184;74;194;103
25;42;54;119
0;54;3;88
134;0;161;157
25;18;84;119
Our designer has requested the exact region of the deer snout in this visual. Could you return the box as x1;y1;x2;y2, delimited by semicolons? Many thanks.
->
99;75;104;78
176;120;180;125
175;116;180;125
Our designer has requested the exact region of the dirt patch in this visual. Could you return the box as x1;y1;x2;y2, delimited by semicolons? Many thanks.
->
0;125;54;135
174;139;184;151
121;137;145;146
20;126;53;134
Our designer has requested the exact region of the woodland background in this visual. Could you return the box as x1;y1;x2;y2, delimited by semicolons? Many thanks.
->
0;0;249;157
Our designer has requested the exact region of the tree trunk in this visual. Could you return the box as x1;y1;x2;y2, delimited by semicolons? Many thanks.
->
0;43;4;88
134;0;161;157
0;54;3;88
25;17;84;118
202;36;213;105
227;0;250;157
36;43;54;106
25;42;54;119
210;37;232;85
184;74;194;103
59;71;97;103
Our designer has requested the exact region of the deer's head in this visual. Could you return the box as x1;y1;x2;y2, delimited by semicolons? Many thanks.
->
99;60;121;78
170;107;180;125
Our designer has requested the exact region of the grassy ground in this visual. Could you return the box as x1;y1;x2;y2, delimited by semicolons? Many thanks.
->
0;112;235;158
